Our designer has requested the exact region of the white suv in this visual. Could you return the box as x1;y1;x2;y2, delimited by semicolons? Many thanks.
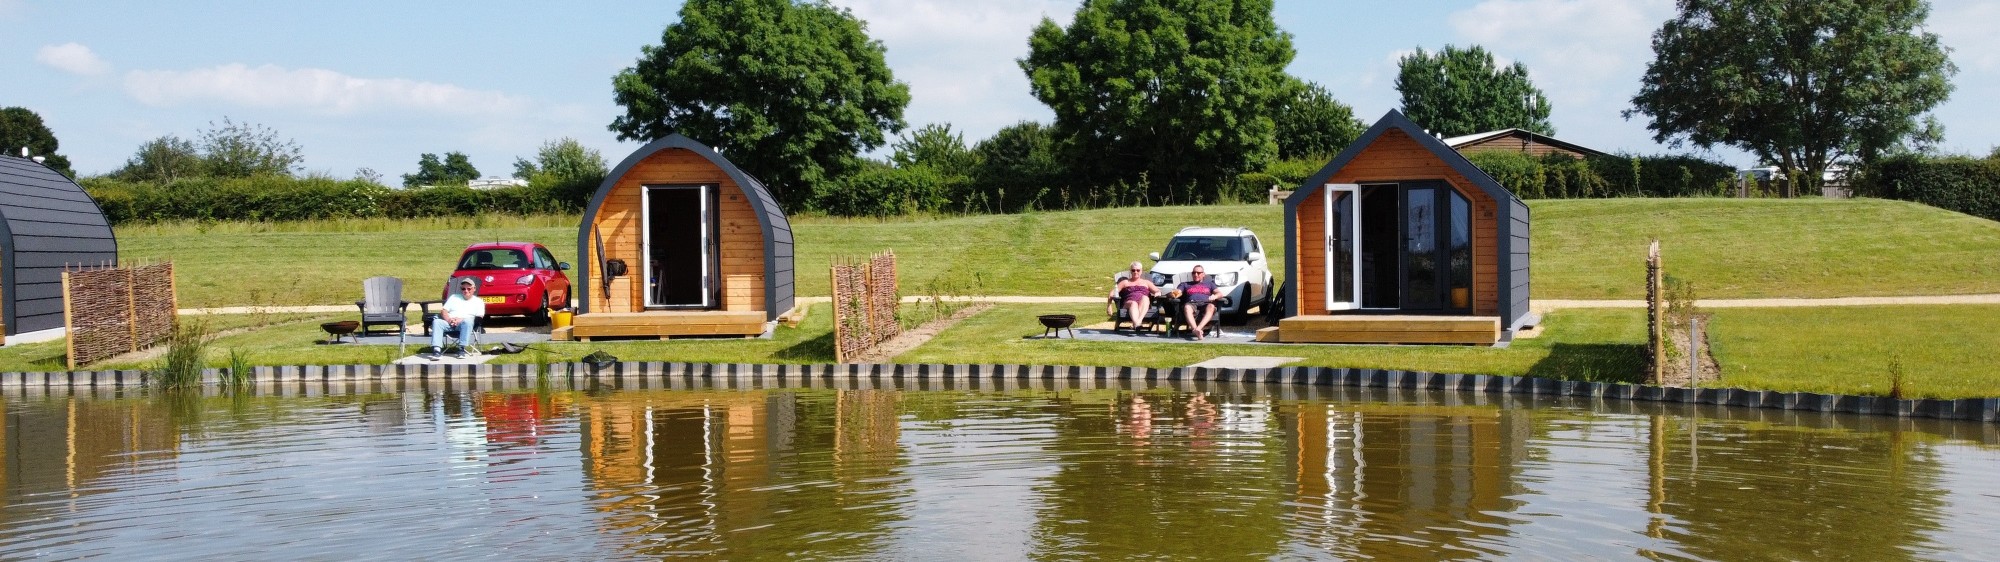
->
1132;227;1274;317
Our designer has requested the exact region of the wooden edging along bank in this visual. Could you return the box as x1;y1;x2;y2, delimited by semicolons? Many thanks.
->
2;362;1995;423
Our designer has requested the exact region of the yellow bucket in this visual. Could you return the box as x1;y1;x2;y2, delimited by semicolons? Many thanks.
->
552;310;574;329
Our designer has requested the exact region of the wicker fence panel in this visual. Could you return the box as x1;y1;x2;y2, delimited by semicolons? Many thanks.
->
131;263;177;346
868;252;899;344
64;262;179;369
829;252;900;362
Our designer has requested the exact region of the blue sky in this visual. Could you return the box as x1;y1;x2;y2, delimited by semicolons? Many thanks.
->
5;0;1997;180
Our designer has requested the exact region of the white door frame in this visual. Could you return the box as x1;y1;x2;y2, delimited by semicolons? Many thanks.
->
641;184;715;308
1323;184;1361;311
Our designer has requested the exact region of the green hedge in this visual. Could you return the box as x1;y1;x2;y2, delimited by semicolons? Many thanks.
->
81;175;596;224
1460;152;1732;199
1857;154;2000;222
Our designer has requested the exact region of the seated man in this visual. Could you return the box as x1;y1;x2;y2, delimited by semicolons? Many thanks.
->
1174;265;1220;340
429;277;486;359
1108;261;1159;331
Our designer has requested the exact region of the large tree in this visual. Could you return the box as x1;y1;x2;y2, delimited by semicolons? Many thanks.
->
1395;45;1554;138
610;0;909;212
113;136;203;182
1628;0;1954;197
1021;0;1295;200
0;107;76;177
196;117;303;177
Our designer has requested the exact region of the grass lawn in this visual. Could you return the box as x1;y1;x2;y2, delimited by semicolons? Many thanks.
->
1706;305;2000;399
116;198;2000;308
1536;198;2000;298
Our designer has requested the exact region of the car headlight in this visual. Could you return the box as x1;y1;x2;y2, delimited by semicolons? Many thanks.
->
515;275;535;286
1213;271;1238;287
1148;272;1171;286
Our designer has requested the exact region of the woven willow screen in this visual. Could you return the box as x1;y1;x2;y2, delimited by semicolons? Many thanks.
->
830;252;899;362
63;262;177;369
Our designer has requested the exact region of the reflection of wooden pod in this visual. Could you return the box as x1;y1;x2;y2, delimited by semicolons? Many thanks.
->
573;135;794;340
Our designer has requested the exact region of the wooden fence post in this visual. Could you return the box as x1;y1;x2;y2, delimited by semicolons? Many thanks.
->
62;270;77;370
1646;241;1664;385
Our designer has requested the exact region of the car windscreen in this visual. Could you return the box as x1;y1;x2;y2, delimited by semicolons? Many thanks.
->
457;249;531;270
1161;236;1245;261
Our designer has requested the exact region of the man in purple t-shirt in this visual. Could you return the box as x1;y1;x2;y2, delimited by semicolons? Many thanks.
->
1175;266;1220;340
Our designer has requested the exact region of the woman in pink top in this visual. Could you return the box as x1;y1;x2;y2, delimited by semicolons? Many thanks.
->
1110;261;1158;331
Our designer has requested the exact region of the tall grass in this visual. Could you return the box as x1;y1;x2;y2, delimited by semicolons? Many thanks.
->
152;320;211;390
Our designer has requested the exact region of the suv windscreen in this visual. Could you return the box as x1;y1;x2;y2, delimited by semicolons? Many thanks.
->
1161;236;1246;261
458;249;530;270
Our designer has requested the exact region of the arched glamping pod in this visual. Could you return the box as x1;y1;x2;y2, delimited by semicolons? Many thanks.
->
1273;110;1532;346
570;134;794;340
1;154;118;344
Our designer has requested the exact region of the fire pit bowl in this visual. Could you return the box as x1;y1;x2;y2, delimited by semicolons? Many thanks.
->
1036;314;1077;338
319;320;360;344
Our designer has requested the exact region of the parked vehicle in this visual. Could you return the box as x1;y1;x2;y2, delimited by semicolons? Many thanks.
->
444;242;571;324
1121;227;1274;317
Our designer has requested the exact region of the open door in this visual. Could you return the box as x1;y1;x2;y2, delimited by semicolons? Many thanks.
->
642;185;717;308
1323;184;1360;311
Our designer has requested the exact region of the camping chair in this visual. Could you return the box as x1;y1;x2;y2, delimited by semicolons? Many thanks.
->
1109;295;1165;332
425;314;484;355
356;276;411;345
1166;295;1232;339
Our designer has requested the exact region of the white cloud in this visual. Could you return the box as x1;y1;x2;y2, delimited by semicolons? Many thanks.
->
830;0;1076;142
122;63;530;116
1933;0;2000;72
36;43;111;76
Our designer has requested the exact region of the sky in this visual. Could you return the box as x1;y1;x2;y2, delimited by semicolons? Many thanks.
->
4;0;1998;181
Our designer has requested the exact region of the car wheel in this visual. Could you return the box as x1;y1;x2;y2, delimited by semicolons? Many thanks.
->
529;294;551;326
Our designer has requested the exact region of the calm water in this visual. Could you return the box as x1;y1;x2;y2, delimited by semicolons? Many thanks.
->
3;380;1998;561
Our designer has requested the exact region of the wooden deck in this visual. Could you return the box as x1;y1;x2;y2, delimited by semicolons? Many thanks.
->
1271;315;1500;346
569;310;767;340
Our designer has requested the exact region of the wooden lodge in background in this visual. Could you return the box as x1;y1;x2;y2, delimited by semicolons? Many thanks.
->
1441;128;1609;160
567;134;795;341
1269;110;1533;346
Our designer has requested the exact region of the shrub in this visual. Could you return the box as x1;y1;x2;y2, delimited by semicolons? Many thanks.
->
819;164;952;217
1857;154;2000;222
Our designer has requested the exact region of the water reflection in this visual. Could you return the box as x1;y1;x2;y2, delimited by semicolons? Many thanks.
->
1;381;1996;560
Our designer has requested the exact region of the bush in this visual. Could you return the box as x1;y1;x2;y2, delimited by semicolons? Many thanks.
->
1462;151;1732;199
818;164;954;217
1858;154;2000;222
80;174;591;224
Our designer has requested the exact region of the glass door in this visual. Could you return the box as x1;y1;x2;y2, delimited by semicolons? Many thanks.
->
642;185;716;308
1323;184;1360;311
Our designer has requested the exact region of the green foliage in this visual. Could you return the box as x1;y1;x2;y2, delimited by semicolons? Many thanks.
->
1464;152;1732;199
1262;156;1328;186
610;0;910;213
891;123;979;177
1021;0;1294;200
1275;82;1365;160
1857;154;2000;222
197;117;304;177
1628;0;1956;197
0;106;76;177
514;138;609;209
402;151;480;187
1395;45;1553;137
968;121;1066;214
116;136;205;183
81;174;586;224
152;320;211;390
818;162;956;217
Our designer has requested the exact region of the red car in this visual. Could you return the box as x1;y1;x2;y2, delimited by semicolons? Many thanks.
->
444;242;572;324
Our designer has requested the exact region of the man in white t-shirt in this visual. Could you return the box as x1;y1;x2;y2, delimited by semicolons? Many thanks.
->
429;277;486;359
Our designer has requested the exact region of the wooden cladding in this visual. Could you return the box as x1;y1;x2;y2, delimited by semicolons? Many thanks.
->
588;147;766;315
1294;129;1501;317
